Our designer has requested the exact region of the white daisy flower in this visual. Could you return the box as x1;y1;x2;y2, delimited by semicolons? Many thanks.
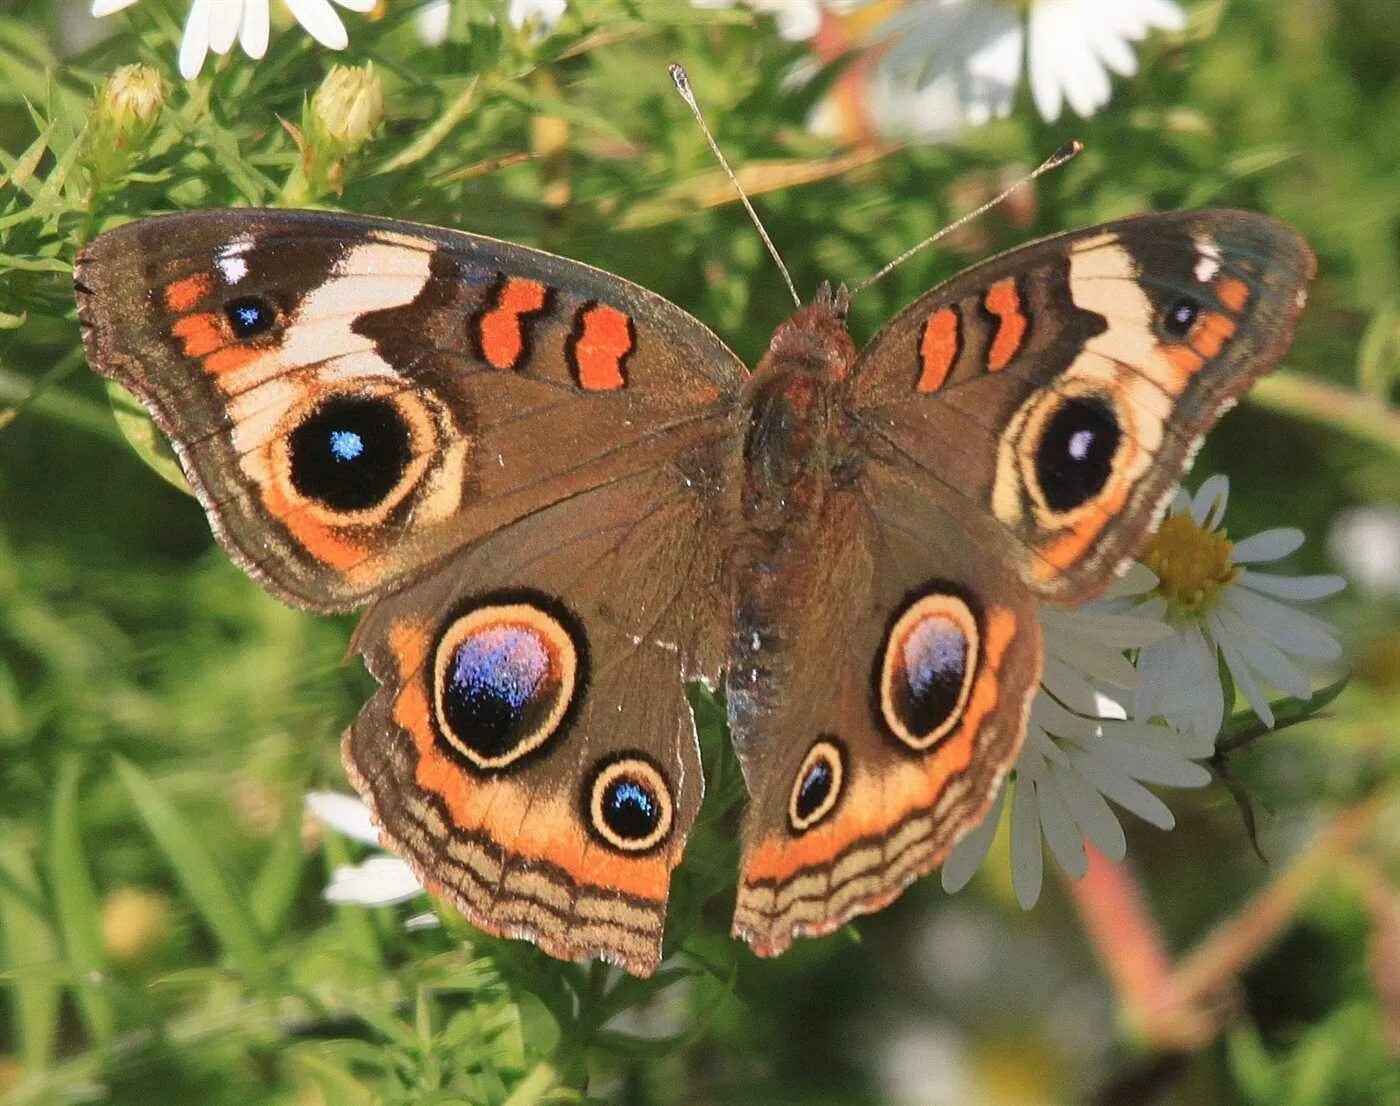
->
1133;475;1346;741
306;791;438;927
91;0;377;80
942;563;1214;908
801;0;1184;141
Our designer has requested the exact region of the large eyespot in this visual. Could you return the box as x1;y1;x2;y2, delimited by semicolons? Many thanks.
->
788;737;845;833
1031;396;1121;513
288;396;414;513
432;595;585;772
585;754;674;853
224;295;277;339
876;588;980;752
1161;296;1199;339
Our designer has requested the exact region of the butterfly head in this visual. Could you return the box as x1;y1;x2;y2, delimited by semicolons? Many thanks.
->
763;281;856;382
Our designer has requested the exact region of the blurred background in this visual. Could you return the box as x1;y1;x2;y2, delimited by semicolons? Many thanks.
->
0;0;1397;1103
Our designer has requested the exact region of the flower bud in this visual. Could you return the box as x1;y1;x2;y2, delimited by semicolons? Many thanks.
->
311;63;384;153
98;64;164;147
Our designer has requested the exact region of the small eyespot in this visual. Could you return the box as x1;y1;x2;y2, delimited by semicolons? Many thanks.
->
876;589;981;752
225;295;277;339
1162;296;1199;339
788;738;845;833
431;596;584;772
1032;396;1121;513
585;754;674;853
288;396;413;512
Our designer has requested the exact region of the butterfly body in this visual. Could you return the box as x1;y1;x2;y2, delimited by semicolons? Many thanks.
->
76;206;1313;974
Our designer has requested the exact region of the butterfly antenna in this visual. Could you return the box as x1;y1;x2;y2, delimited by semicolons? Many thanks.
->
669;63;802;309
849;140;1084;299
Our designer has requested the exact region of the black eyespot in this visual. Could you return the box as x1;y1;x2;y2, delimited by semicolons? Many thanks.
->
288;396;412;512
875;589;981;752
788;737;845;832
225;295;277;339
431;593;585;773
585;754;674;853
795;760;832;819
603;777;660;839
1033;397;1121;513
1162;296;1199;339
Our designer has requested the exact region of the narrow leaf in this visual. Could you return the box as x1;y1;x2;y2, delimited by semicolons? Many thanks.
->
115;757;272;987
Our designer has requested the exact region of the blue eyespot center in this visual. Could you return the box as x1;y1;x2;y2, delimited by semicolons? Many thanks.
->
442;625;558;760
1163;296;1199;338
329;429;365;462
225;295;276;338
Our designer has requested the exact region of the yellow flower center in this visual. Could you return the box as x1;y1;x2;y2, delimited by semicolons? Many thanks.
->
1142;511;1237;619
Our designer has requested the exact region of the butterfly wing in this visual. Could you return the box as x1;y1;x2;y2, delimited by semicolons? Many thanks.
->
730;210;1314;955
77;209;745;975
846;209;1315;603
76;209;744;611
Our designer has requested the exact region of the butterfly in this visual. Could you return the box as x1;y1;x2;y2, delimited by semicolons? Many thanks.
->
74;202;1313;976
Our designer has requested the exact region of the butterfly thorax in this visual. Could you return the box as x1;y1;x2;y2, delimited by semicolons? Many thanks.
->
739;296;858;534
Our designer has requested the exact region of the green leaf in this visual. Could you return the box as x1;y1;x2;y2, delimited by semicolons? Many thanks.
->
104;380;192;494
114;757;272;988
1357;297;1400;401
0;122;53;196
248;785;308;939
0;836;61;1073
47;757;116;1046
1226;1022;1280;1105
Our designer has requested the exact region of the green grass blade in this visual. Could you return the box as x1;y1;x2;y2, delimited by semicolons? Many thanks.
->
114;757;272;988
0;837;61;1074
249;785;309;939
47;756;117;1046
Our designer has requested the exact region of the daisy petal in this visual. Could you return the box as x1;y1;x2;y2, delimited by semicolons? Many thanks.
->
1217;631;1274;727
285;0;349;49
1232;527;1305;564
306;791;381;846
325;856;423;906
1191;474;1230;528
1036;774;1088;879
1231;620;1313;700
178;0;213;79
1222;587;1344;661
1080;735;1211;787
941;783;1005;893
1236;571;1346;602
240;0;270;58
91;0;141;15
1050;761;1126;862
1068;751;1176;829
1010;776;1044;908
404;911;442;931
208;0;242;54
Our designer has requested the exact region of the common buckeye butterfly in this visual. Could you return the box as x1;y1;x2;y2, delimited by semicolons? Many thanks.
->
75;193;1313;976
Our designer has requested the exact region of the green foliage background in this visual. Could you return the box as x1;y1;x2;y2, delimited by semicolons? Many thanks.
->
0;0;1397;1103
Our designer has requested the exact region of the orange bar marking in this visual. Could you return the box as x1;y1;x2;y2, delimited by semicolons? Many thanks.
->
172;313;224;358
983;278;1028;371
1192;311;1236;359
1215;276;1250;313
916;307;959;392
164;274;213;313
571;304;633;391
478;277;549;370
